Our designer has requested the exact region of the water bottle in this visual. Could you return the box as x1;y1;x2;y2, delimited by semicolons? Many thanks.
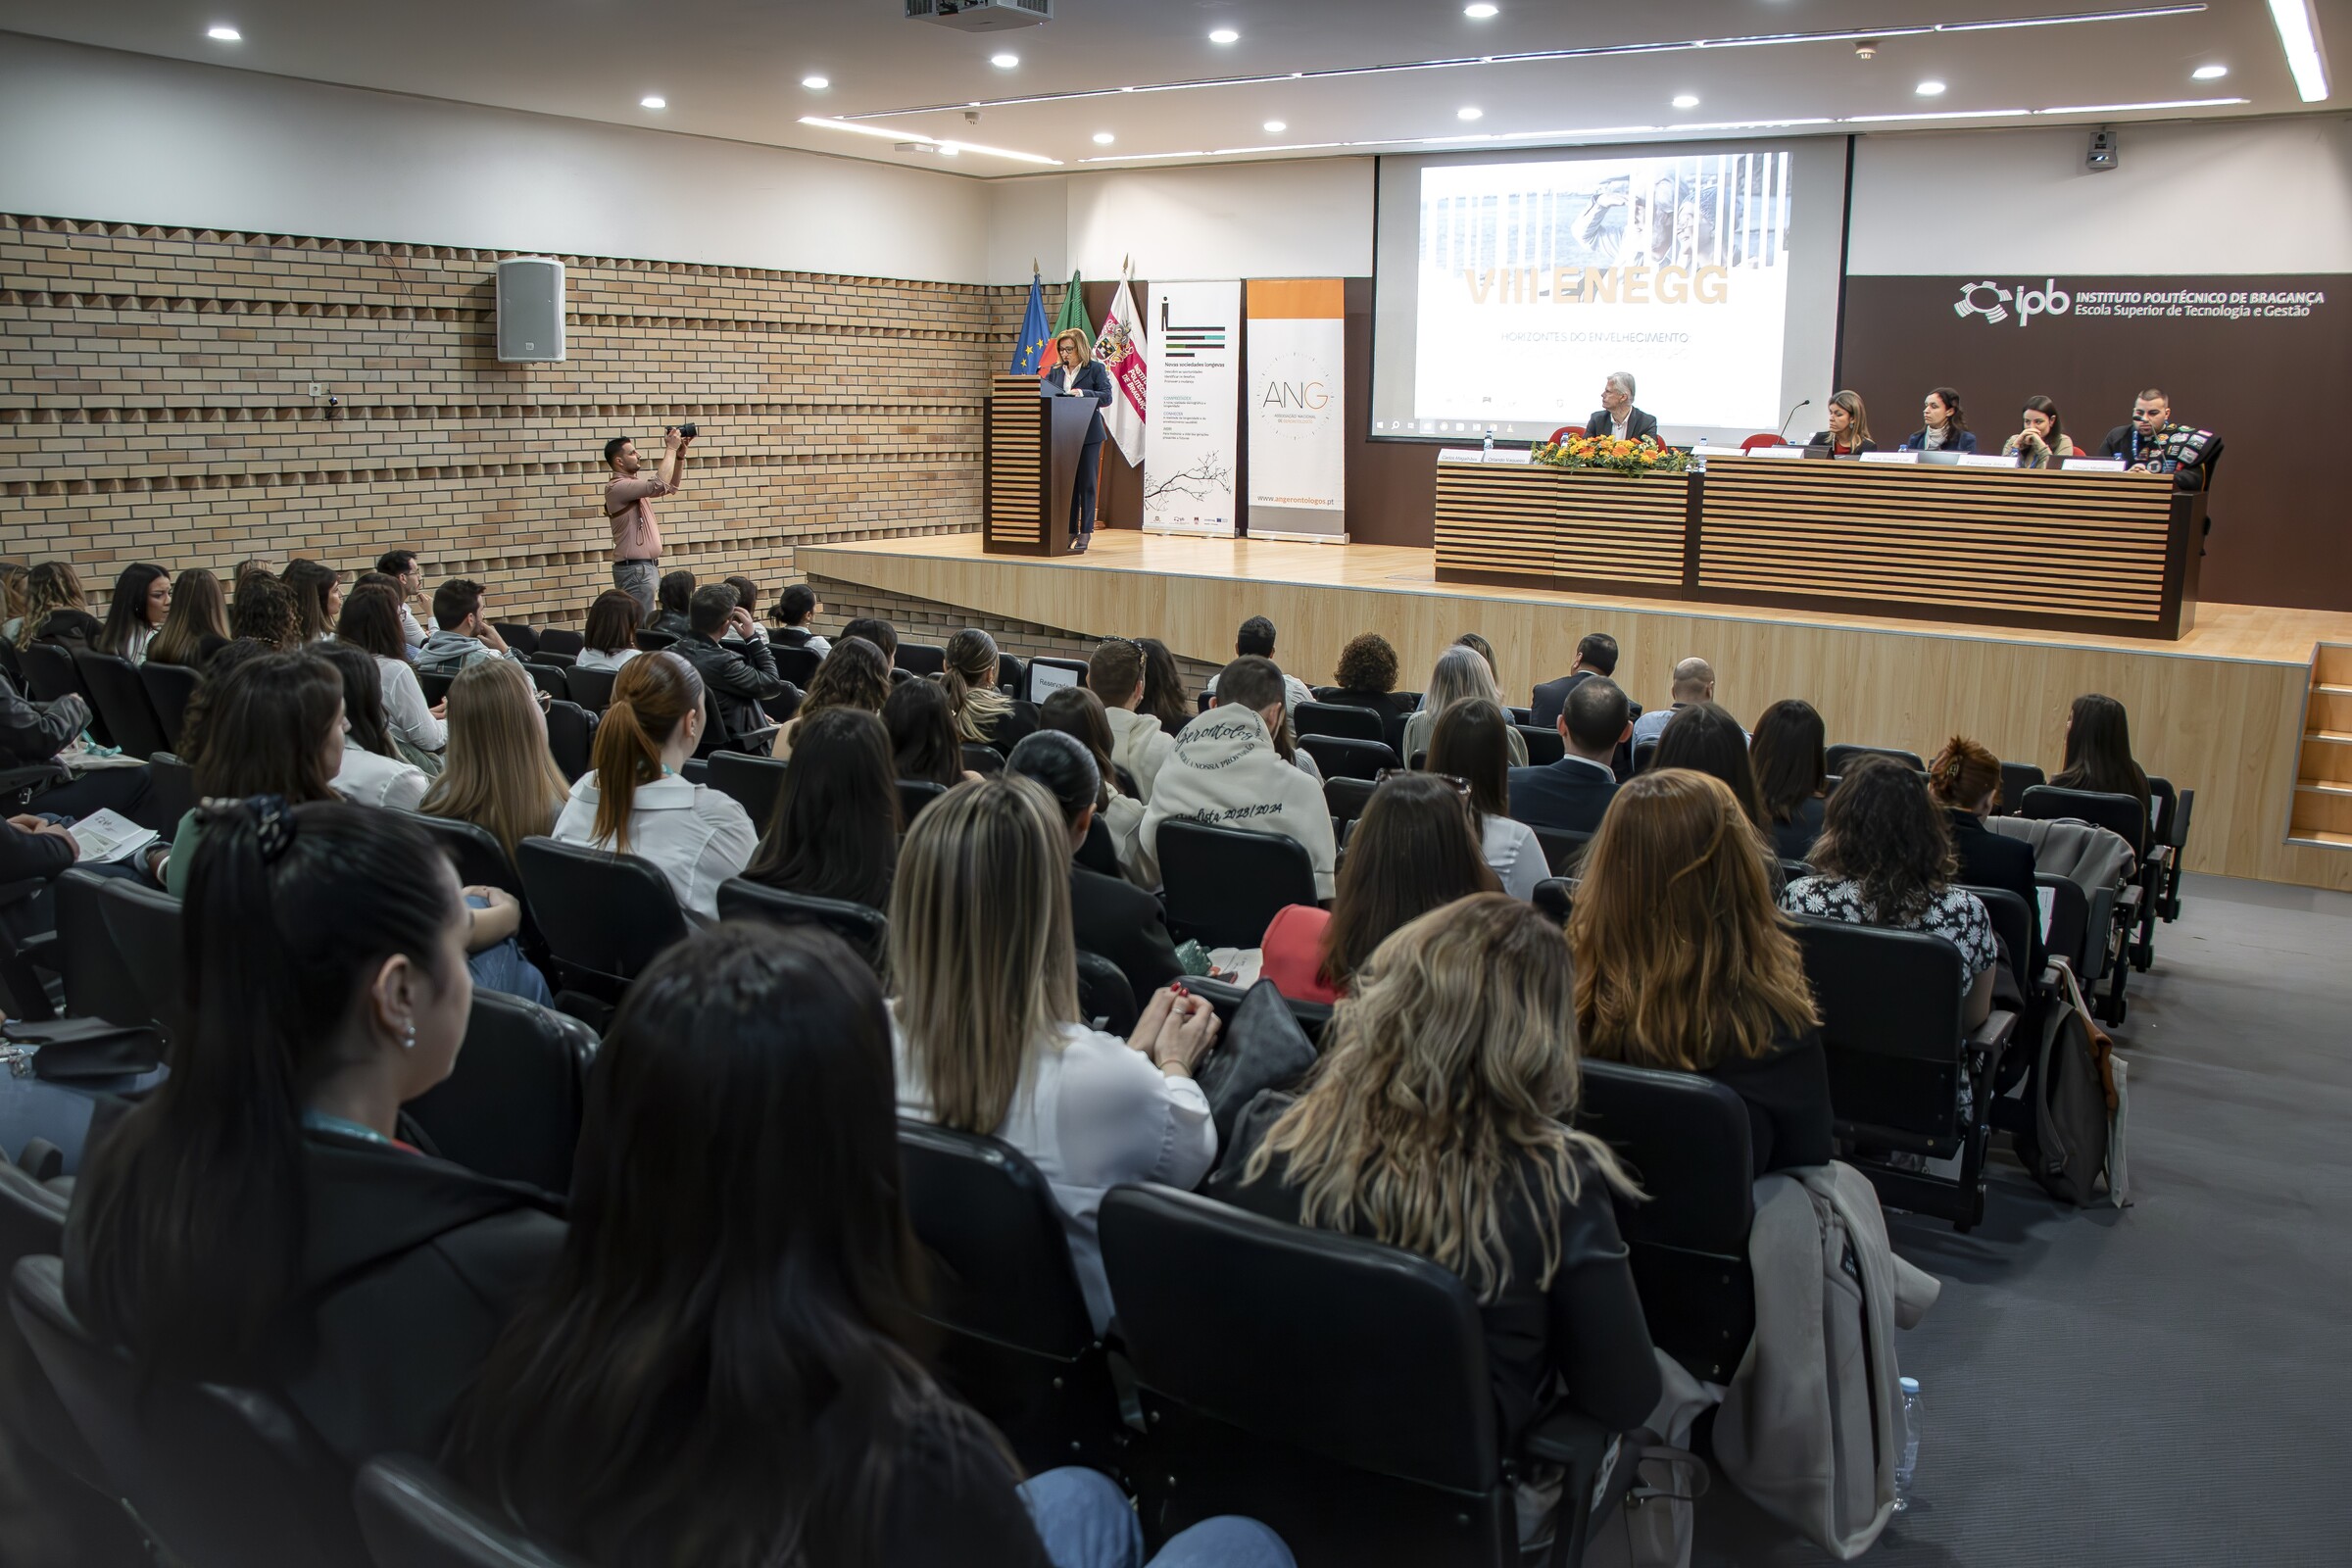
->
1483;426;1495;461
1892;1376;1922;1511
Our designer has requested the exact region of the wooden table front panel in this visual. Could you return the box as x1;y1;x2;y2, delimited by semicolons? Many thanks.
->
1556;472;1688;589
1434;462;1559;586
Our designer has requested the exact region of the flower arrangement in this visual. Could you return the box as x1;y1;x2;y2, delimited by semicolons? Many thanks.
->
1531;433;1691;476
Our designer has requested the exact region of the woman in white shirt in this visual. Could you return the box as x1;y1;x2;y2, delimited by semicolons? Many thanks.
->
573;590;645;674
1426;698;1546;899
1402;646;1527;768
551;651;755;923
338;584;445;769
890;775;1220;1332
319;645;431;811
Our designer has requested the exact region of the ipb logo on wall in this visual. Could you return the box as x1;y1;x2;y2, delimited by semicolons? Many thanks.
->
1955;278;2070;326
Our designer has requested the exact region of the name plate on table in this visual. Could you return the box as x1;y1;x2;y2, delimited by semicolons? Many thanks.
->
1438;447;1534;465
1958;453;2022;469
1858;451;1919;465
1744;444;1810;461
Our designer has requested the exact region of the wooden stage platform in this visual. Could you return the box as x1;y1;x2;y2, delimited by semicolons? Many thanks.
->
803;530;2352;892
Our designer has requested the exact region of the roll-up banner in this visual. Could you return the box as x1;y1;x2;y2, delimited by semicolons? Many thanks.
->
1144;280;1241;538
1246;278;1348;542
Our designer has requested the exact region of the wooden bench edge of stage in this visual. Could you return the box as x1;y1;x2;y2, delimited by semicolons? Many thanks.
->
1433;453;2201;641
983;374;1091;560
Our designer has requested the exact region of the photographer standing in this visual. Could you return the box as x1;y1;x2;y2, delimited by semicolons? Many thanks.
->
603;425;693;617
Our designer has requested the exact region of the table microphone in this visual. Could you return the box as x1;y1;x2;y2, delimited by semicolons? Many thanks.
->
1778;398;1812;440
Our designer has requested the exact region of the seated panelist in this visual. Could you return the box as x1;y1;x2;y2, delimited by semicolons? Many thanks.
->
1583;369;1660;443
1897;386;1978;453
2000;395;2077;468
1806;389;1876;455
2099;387;2220;491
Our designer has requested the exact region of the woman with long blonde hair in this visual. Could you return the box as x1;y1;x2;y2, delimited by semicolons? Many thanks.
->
420;660;572;861
1401;644;1526;766
1213;893;1659;1462
889;774;1218;1331
12;562;96;650
941;627;1036;753
1570;768;1831;1173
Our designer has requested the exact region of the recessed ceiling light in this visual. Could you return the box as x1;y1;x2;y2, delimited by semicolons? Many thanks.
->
206;24;240;40
1916;79;1947;95
640;95;667;110
1671;93;1700;109
1457;106;1484;121
1464;3;1499;16
801;74;830;90
937;143;960;156
1208;28;1240;44
2190;63;2229;79
1263;119;1288;132
991;52;1019;69
1093;131;1116;144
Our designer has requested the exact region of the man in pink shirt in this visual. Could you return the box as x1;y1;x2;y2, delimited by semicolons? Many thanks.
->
603;426;693;615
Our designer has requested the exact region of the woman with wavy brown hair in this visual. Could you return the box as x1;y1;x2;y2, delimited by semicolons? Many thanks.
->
774;635;892;760
1570;768;1831;1174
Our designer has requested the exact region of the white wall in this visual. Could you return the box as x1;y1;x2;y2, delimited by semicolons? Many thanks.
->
1848;115;2352;273
0;34;990;280
1048;160;1376;281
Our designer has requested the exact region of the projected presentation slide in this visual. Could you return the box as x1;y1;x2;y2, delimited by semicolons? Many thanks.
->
1408;151;1794;437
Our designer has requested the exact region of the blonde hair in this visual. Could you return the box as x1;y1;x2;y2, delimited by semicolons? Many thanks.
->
18;563;87;649
588;652;703;852
887;775;1080;1134
1568;769;1817;1072
942;628;1013;744
1418;644;1503;716
420;660;571;860
1241;895;1635;1300
1054;327;1092;361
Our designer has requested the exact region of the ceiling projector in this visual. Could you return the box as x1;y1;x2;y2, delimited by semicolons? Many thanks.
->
905;0;1053;30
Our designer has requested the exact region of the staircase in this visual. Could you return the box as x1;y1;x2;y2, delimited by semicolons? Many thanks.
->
2291;643;2352;850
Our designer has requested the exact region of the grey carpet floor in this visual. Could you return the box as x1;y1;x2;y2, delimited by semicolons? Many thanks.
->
1691;871;2352;1567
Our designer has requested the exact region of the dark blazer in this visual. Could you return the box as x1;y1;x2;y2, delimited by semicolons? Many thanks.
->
1043;361;1114;447
1585;407;1660;443
675;630;791;751
1804;432;1878;455
1529;669;1595;732
1506;755;1618;835
1947;807;2042;972
977;699;1040;759
1071;863;1182;1005
1768;795;1827;862
1897;427;1979;454
1315;687;1416;757
1703;1027;1837;1175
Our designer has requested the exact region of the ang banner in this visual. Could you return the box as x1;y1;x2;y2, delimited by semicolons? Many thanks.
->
1246;278;1347;542
1144;280;1241;538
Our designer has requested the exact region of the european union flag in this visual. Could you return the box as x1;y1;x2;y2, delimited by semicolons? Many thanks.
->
1011;270;1051;374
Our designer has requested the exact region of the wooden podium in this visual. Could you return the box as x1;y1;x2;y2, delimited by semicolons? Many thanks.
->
983;374;1098;557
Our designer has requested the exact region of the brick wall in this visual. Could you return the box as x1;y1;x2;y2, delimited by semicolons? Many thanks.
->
0;212;1035;625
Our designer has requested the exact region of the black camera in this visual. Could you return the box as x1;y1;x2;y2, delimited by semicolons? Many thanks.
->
672;421;698;439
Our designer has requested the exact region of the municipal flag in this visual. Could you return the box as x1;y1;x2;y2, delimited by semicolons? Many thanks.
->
1098;265;1149;464
1011;270;1051;374
1053;270;1096;344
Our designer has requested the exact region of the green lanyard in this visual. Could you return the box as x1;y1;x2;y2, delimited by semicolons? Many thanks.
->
301;1108;394;1149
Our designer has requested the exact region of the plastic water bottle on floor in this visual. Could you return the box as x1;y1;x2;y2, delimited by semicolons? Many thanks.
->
1893;1376;1923;1512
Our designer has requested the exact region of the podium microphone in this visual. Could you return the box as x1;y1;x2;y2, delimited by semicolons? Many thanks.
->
1778;398;1812;440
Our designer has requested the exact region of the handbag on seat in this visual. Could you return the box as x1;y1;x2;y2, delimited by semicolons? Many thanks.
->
1193;978;1317;1152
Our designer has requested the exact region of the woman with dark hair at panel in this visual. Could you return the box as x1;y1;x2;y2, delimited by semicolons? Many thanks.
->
1260;771;1501;1005
2050;692;2152;836
1402;646;1526;767
775;635;892;760
1928;734;2043;975
942;627;1038;756
1427;698;1545;899
94;563;172;663
1213;894;1659;1529
146;567;231;669
1897;386;1977;454
747;708;901;913
448;924;1290;1568
1570;769;1833;1174
892;775;1220;1331
338;582;446;770
319;643;431;813
10;562;98;651
1783;755;1997;1029
551;651;757;922
419;659;572;862
230;570;300;651
1135;636;1195;737
282;559;345;645
155;649;346;895
882;676;979;789
1319;632;1416;756
66;799;564;1466
1749;698;1831;861
2002;394;2077;468
1806;389;1876;456
1038;686;1147;885
1652;701;1767;830
1006;729;1184;1007
575;589;644;674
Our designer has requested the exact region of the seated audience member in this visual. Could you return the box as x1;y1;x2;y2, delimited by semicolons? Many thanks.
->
419;659;572;861
230;569;300;650
2001;395;2077;468
1898;386;1978;454
1318;633;1416;756
551;652;756;922
1404;646;1525;766
1530;631;1620;730
1038;686;1147;884
337;582;445;769
674;584;791;755
776;635;892;760
1008;729;1184;1005
648;569;695;638
943;628;1038;755
416;579;521;675
574;589;643;673
1569;769;1833;1174
157;650;342;894
320;644;430;812
1454;631;1497;677
1630;656;1715;751
1750;698;1831;860
1201;615;1313;715
839;614;899;666
746;708;900;913
1212;895;1660;1464
721;574;763;628
1929;735;2042;972
771;582;832;653
447;924;1288;1568
94;563;171;663
375;548;430;648
10;563;99;651
2050;691;2153;836
1651;702;1766;831
1783;755;1996;1028
884;676;980;788
145;567;232;670
1143;656;1339;898
1088;635;1176;801
0;815;86;956
66;799;564;1466
283;559;345;645
1807;389;1876;456
1428;698;1546;899
891;776;1220;1331
1261;773;1500;1005
1508;676;1629;835
1136;636;1196;736
0;657;153;825
0;564;21;629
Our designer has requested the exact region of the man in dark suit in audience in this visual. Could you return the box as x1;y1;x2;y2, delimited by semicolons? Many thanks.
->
1507;677;1632;834
1530;631;1620;730
674;584;795;755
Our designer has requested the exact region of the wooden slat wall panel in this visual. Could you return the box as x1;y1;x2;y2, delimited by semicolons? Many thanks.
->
1435;464;1558;582
1559;475;1687;586
986;375;1044;550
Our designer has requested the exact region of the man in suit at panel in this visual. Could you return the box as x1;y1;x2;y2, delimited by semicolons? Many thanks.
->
1508;677;1633;835
1584;371;1660;444
1040;327;1115;553
1531;631;1621;730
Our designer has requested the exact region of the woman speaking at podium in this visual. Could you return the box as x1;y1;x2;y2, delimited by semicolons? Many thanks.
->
1041;328;1114;555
